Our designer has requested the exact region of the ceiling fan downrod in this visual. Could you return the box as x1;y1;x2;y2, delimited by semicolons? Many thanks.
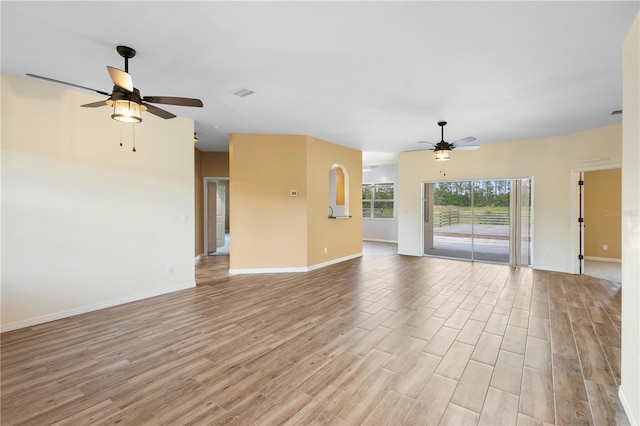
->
438;121;447;142
116;45;136;73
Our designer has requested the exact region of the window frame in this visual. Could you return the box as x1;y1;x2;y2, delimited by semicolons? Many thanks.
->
362;182;395;219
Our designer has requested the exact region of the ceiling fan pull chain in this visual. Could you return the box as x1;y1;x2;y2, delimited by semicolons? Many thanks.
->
132;125;136;152
119;125;124;147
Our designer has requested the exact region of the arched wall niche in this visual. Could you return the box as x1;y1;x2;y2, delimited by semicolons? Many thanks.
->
328;163;349;217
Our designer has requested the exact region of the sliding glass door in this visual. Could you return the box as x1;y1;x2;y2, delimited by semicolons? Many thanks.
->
423;178;532;266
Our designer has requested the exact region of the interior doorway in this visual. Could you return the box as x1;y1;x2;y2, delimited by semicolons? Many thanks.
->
423;178;532;266
577;168;622;282
204;177;230;256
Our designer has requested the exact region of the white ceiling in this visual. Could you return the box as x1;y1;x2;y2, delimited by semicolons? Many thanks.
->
2;1;638;166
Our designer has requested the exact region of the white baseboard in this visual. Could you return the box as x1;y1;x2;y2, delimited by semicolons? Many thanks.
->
585;256;622;263
229;252;363;275
363;238;398;243
1;281;196;333
619;387;638;426
531;264;573;274
194;255;202;264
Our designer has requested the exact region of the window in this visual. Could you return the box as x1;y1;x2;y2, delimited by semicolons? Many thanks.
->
362;183;394;218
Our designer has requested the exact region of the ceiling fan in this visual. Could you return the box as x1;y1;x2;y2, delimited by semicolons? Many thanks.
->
419;121;480;161
26;45;203;123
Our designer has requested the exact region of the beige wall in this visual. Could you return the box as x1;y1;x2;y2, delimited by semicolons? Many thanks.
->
229;134;309;270
398;124;622;273
621;11;640;425
1;73;195;331
194;150;229;256
306;136;362;266
584;168;622;259
229;133;362;272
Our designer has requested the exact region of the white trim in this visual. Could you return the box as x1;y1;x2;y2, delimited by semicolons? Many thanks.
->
0;281;196;333
584;256;622;263
363;238;398;243
618;387;638;426
229;253;363;275
195;255;202;264
531;264;574;274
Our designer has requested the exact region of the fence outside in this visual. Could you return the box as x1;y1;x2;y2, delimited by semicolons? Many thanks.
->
435;209;510;227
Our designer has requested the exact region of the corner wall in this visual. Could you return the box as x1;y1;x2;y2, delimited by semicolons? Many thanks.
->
398;124;622;273
1;74;195;331
229;133;362;272
620;11;640;425
306;136;362;266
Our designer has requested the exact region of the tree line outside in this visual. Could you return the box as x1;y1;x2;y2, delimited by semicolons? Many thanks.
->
433;180;511;208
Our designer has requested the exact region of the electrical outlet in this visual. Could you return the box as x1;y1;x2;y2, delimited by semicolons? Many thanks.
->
544;251;549;257
167;265;174;275
323;247;328;254
603;244;608;251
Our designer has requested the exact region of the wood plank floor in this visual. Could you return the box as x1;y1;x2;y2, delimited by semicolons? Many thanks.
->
1;242;628;425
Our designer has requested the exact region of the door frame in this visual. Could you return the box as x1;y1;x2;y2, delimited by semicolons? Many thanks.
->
422;177;533;266
203;177;230;255
569;164;621;274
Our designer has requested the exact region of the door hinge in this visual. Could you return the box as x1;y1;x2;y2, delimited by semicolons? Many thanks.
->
578;217;584;223
578;180;584;186
579;254;584;260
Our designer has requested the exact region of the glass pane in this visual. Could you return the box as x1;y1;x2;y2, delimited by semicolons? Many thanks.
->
362;184;372;200
375;183;394;200
472;180;510;263
373;201;394;218
426;181;473;260
362;201;372;218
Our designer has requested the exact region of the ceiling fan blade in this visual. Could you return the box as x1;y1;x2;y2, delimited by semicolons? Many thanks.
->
405;148;433;152
417;141;436;147
26;73;110;96
81;100;108;108
452;136;477;145
142;96;203;107
143;103;176;119
107;66;133;92
453;145;481;150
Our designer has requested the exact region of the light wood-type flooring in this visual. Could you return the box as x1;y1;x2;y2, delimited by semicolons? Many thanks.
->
1;242;628;425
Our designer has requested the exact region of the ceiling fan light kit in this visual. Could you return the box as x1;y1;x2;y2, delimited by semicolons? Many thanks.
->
418;121;480;163
434;149;451;161
112;100;142;123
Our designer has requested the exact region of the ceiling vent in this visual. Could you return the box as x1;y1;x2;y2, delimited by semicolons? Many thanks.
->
233;88;255;98
611;109;622;115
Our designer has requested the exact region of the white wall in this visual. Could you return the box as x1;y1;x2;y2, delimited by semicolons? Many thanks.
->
398;124;622;273
1;74;195;331
620;11;640;426
363;164;398;242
